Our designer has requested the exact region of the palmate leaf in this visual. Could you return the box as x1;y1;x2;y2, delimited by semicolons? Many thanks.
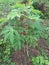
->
1;25;21;50
7;9;20;20
1;29;9;35
9;29;14;44
13;30;21;50
4;32;10;43
15;41;21;50
14;3;25;8
14;30;20;40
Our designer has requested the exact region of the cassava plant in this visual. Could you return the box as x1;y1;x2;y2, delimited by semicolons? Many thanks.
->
0;2;49;65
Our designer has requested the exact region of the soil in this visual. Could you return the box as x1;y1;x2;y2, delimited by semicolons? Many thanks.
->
11;38;49;65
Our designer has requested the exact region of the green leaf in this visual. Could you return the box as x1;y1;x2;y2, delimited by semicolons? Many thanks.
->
9;28;14;44
7;9;20;20
4;32;10;43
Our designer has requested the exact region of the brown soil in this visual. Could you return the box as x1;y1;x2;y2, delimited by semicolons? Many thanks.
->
11;38;49;65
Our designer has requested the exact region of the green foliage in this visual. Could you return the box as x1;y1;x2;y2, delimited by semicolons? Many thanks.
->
1;26;21;50
13;3;25;8
32;56;49;65
0;0;49;65
5;3;47;48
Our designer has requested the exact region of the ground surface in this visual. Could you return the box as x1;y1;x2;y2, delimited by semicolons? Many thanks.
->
11;38;49;65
